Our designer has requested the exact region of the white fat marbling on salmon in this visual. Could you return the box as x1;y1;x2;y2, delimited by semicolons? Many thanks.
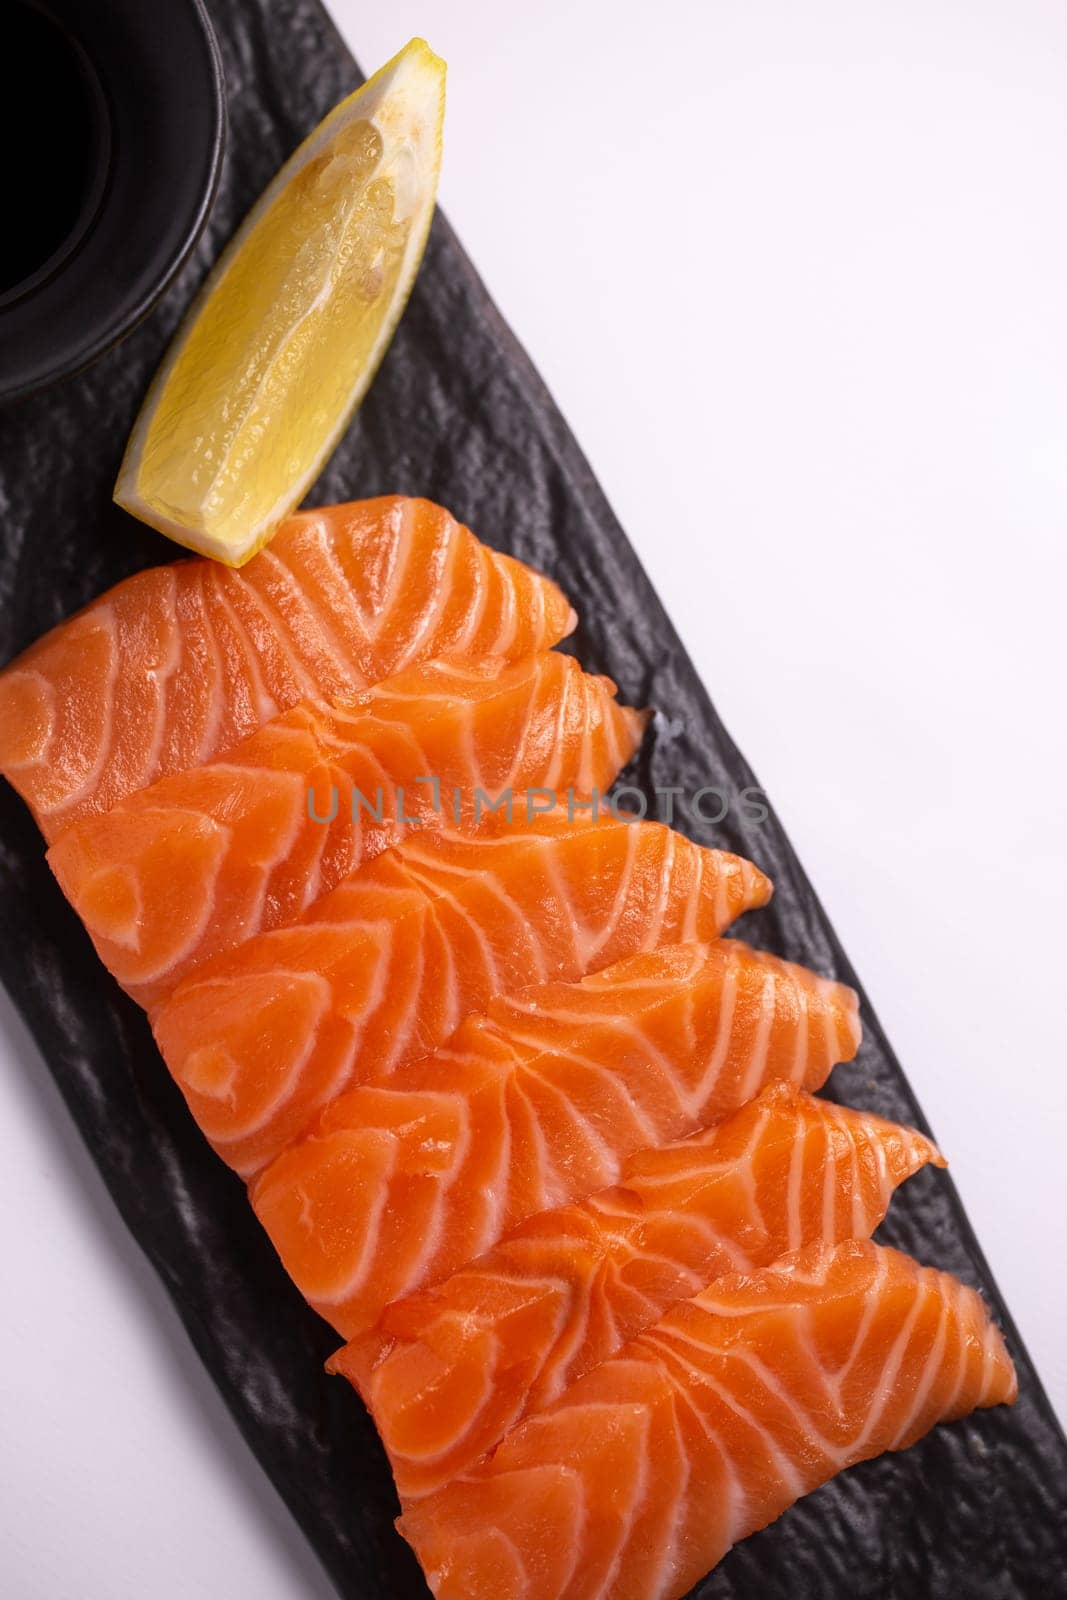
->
330;1082;941;1498
0;497;576;841
397;1240;1016;1600
153;817;773;1178
249;941;859;1340
47;652;643;1006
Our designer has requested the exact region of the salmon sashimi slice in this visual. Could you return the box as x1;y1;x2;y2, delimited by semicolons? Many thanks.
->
398;1238;1017;1600
330;1082;942;1496
153;817;773;1177
250;942;860;1339
47;653;646;1007
0;497;576;843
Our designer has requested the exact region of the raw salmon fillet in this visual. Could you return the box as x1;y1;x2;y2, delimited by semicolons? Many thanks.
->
250;943;860;1339
0;497;575;842
399;1238;1017;1600
47;653;645;1006
332;1083;942;1496
153;818;772;1177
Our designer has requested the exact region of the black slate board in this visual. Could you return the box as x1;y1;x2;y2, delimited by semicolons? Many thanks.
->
1;3;1065;1596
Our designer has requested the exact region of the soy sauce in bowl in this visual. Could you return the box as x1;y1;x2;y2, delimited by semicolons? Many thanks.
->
0;0;224;403
0;1;111;306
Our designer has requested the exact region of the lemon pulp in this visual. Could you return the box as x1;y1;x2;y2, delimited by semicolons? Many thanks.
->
115;39;445;565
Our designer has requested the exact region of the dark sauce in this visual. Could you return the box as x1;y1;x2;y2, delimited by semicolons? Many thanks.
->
0;1;111;303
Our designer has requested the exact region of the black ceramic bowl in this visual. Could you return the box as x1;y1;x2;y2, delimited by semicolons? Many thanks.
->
0;0;225;402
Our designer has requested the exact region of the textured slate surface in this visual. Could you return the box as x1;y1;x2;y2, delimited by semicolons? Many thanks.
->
1;2;1065;1596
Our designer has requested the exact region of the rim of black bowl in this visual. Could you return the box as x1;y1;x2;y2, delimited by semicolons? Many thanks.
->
0;0;226;404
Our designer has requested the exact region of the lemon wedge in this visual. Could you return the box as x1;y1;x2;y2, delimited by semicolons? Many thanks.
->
115;39;446;566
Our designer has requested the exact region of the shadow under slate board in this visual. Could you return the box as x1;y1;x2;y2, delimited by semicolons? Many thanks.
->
0;2;1064;1596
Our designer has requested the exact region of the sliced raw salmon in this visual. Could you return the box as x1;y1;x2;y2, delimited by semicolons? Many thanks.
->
398;1238;1017;1600
47;653;645;1006
250;943;859;1339
331;1082;942;1496
0;497;575;843
153;818;772;1177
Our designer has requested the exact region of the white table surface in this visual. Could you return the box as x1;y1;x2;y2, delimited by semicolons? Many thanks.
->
3;2;1064;1595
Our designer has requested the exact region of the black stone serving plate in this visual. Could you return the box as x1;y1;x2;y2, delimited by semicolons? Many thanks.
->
0;3;1064;1596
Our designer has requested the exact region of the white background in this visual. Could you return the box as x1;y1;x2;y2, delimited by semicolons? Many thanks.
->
2;2;1064;1595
